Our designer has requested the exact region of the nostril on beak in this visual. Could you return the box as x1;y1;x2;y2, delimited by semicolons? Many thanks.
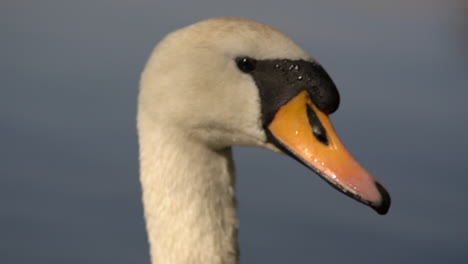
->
306;104;329;145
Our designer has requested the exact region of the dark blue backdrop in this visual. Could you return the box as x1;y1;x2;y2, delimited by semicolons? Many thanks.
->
2;1;467;263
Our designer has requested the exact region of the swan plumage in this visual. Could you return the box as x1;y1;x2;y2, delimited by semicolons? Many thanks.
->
137;17;390;264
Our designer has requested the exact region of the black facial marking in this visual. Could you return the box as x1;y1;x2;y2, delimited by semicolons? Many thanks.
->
236;58;340;127
306;104;329;145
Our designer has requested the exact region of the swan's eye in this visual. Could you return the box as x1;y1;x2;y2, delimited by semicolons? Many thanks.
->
236;57;256;73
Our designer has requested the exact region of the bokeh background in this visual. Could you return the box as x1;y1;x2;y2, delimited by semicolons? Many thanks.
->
2;0;467;263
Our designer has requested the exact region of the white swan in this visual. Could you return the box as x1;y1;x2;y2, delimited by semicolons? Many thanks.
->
137;17;390;264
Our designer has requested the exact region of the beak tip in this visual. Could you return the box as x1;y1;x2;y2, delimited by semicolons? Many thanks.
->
372;182;391;215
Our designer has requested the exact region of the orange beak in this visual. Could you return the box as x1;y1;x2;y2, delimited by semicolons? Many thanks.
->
266;91;390;214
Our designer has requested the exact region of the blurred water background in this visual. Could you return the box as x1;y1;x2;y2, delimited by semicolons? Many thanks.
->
2;0;467;263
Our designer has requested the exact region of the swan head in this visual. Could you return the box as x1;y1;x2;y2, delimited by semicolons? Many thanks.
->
139;17;390;214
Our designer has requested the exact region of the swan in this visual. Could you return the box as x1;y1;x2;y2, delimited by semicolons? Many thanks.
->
137;17;390;264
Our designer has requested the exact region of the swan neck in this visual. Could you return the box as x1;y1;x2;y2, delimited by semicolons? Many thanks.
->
138;116;239;264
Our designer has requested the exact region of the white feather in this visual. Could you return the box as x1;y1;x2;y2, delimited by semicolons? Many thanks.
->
138;17;315;264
